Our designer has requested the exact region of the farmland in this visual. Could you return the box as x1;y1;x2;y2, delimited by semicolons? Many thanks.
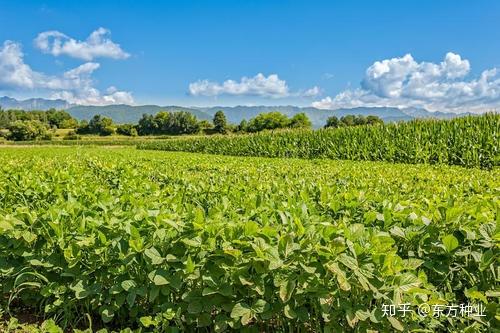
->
0;147;498;332
138;113;499;169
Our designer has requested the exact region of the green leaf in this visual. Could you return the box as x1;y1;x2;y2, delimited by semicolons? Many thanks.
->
126;291;136;307
284;304;296;319
144;247;164;265
185;255;195;273
252;299;268;314
279;279;296;303
40;319;63;333
326;262;351;291
188;301;202;314
442;234;459;252
101;307;115;323
148;269;169;286
388;317;404;331
121;280;136;291
140;316;156;328
230;303;252;319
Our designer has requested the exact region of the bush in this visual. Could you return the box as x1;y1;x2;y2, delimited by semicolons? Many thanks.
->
63;131;80;140
117;124;138;136
6;120;50;141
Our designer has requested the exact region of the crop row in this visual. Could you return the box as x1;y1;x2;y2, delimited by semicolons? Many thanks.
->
0;139;168;147
138;113;500;169
0;148;498;332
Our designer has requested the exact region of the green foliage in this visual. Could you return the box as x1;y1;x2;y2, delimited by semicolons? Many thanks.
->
289;112;312;129
0;147;498;331
324;116;341;128
213;111;228;134
0;109;77;129
238;112;313;133
76;115;116;136
137;111;201;135
246;111;291;132
116;124;138;137
6;120;51;141
325;114;383;128
237;119;248;132
63;131;81;141
139;113;500;169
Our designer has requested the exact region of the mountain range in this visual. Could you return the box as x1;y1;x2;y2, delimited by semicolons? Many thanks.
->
0;96;472;128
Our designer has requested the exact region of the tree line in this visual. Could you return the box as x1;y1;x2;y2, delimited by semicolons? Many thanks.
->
0;107;383;141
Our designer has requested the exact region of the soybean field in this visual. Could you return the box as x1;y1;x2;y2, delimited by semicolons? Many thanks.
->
0;147;498;332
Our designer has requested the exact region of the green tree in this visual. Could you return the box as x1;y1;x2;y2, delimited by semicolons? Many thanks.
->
46;109;77;128
324;116;340;128
137;114;157;135
247;112;290;132
353;115;367;126
7;120;50;141
366;115;383;125
340;115;356;126
288;113;312;129
59;118;79;129
117;124;138;136
76;115;115;135
237;119;248;132
213;111;228;134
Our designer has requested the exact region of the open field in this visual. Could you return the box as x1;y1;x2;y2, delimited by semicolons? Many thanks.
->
138;114;500;169
0;147;498;332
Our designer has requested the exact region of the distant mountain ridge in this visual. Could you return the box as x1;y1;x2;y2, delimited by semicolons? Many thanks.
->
0;96;472;128
67;104;212;123
0;96;72;111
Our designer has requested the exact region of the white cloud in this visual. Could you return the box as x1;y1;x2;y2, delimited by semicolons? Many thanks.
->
0;40;134;106
301;86;322;97
34;27;130;61
313;52;500;112
189;73;321;99
0;41;40;89
189;73;290;98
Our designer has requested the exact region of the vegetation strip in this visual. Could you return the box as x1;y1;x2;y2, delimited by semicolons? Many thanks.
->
0;147;498;331
138;113;500;169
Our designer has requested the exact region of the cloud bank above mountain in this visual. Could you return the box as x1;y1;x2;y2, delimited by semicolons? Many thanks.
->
189;73;321;99
313;53;500;112
0;29;133;105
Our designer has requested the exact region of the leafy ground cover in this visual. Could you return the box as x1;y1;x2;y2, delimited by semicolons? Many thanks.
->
0;147;498;332
0;138;170;147
138;113;500;169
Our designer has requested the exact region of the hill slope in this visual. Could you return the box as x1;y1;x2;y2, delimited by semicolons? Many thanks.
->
67;104;212;123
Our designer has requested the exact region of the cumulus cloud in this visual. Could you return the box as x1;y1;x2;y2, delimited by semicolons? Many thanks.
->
0;40;133;105
34;27;130;61
189;73;289;98
301;86;322;97
189;73;320;99
313;52;500;112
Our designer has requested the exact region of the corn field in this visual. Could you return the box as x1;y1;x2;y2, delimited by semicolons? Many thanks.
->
138;113;500;169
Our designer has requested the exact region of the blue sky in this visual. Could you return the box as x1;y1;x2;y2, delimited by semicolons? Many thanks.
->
0;0;499;112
